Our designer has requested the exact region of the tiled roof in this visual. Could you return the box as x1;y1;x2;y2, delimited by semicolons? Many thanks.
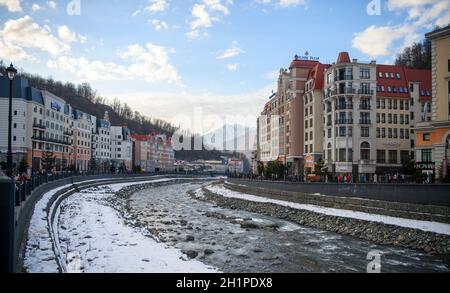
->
308;63;331;90
337;52;351;64
131;134;150;141
404;68;432;102
376;65;410;98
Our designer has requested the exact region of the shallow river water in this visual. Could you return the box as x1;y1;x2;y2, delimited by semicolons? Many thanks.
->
126;181;450;273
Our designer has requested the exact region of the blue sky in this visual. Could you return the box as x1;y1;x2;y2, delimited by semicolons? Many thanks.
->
0;0;449;132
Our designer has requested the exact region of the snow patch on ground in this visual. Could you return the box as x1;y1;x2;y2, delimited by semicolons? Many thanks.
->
57;187;218;273
24;178;219;273
24;184;73;273
207;185;450;236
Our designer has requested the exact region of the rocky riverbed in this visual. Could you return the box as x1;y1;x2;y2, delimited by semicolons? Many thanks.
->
112;181;450;273
202;184;450;256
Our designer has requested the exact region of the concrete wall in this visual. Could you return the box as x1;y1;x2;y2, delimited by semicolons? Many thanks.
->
228;178;450;207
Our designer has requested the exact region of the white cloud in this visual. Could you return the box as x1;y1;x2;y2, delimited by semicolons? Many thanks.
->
150;19;169;30
104;84;273;132
0;16;87;61
0;0;22;12
187;0;232;39
227;63;238;71
31;3;41;12
58;25;81;43
47;43;180;84
353;0;450;58
0;16;70;58
145;0;168;13
256;0;307;8
132;9;141;17
216;41;245;59
47;0;56;9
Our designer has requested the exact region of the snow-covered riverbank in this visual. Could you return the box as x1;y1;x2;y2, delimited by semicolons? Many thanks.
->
24;179;218;273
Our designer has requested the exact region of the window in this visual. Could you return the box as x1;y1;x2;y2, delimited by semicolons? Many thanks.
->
360;142;371;161
381;99;386;109
361;127;370;137
388;86;392;93
393;100;398;110
388;114;393;124
423;133;431;141
381;86;385;92
396;73;401;79
394;114;398;124
400;100;404;110
388;128;393;138
389;150;398;164
339;127;346;137
360;68;370;79
381;113;386;123
379;72;383;78
339;149;346;162
385;72;389;78
422;149;432;162
400;129;404;139
393;86;397;93
377;150;386;164
390;73;394;79
388;99;392;109
376;113;381;123
381;128;386;138
376;128;381;138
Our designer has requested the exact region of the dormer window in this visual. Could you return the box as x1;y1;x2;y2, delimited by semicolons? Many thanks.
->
396;73;401;79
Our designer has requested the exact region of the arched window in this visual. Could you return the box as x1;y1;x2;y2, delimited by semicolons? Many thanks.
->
361;142;371;161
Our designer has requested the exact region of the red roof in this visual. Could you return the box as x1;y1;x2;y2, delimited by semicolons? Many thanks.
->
376;65;409;98
404;68;432;102
337;52;351;64
376;65;431;102
131;134;150;141
289;56;319;69
308;63;331;90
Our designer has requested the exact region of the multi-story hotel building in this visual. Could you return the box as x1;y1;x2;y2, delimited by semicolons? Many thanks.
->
415;25;450;180
153;134;175;172
0;76;37;168
257;56;319;176
93;111;112;171
374;65;431;173
72;109;94;171
41;91;72;171
303;63;330;173
323;52;378;178
111;126;133;171
131;134;156;173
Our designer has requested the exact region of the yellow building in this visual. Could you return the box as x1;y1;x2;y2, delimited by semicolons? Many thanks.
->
415;25;450;180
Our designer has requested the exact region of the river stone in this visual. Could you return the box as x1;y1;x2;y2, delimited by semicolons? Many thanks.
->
186;235;195;242
186;250;198;259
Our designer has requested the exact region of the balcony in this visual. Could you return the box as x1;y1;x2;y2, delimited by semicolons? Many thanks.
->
335;119;354;125
358;89;374;96
330;88;356;96
33;123;46;130
359;119;372;125
359;104;372;110
336;104;354;110
64;130;74;136
334;75;354;81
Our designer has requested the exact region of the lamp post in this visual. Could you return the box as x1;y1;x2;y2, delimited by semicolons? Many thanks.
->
5;63;17;177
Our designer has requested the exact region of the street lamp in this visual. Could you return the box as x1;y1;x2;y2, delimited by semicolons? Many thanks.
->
5;63;17;177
